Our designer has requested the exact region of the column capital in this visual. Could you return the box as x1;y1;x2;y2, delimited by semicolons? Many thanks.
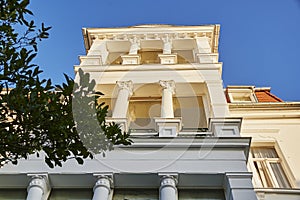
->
116;80;133;95
27;174;51;200
159;80;175;94
93;175;113;193
160;175;178;190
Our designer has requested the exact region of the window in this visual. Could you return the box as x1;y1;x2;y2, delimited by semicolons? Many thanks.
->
226;87;257;103
229;92;256;103
250;147;291;188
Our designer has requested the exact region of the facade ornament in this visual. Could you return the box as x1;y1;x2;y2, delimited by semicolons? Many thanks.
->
129;36;140;55
26;175;50;200
92;175;113;200
159;80;175;94
160;175;178;189
159;175;178;200
162;34;172;54
116;80;133;95
93;176;112;193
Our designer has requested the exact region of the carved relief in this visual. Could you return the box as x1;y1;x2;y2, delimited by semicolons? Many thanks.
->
129;36;140;55
116;80;133;95
159;80;175;94
162;34;172;54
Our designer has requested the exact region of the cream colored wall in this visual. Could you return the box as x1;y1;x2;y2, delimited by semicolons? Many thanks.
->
229;107;300;188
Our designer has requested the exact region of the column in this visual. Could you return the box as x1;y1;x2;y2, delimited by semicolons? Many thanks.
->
159;175;178;200
26;175;50;200
159;80;175;118
112;81;133;118
92;176;112;200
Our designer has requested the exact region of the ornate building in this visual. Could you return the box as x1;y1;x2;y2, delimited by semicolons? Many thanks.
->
0;25;299;200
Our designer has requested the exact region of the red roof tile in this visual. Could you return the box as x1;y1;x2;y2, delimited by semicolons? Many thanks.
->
255;91;283;102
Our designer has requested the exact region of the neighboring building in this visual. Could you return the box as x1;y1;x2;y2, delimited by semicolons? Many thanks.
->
225;86;300;199
0;25;299;200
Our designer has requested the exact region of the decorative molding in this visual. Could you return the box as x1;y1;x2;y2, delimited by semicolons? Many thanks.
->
196;53;219;63
90;32;212;42
158;54;178;65
121;54;141;65
209;118;242;137
155;118;182;137
162;34;172;54
129;36;140;55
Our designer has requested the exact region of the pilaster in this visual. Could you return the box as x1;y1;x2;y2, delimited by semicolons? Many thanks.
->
81;39;108;65
224;173;258;200
205;80;229;117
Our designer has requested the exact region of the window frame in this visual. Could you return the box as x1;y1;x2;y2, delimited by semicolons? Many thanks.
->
248;144;293;189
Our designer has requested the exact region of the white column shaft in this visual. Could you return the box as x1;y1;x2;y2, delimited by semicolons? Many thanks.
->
92;177;111;200
161;89;174;118
112;88;130;118
112;81;133;118
160;80;175;118
159;176;177;200
93;187;109;200
26;187;43;200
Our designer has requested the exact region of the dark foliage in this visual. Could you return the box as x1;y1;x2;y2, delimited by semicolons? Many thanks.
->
0;0;132;168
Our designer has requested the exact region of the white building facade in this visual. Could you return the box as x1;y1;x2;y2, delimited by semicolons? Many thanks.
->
0;25;281;200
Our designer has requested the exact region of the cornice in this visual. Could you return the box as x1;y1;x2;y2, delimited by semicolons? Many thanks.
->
74;63;222;73
229;102;300;110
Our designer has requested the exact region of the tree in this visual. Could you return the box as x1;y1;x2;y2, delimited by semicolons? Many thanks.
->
0;0;131;168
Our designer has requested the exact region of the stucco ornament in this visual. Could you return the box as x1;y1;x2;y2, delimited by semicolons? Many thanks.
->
162;34;172;54
129;36;140;55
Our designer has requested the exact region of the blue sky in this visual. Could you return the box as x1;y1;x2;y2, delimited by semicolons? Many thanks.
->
29;0;300;101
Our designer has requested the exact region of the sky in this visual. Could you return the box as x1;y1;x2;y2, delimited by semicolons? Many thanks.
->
28;0;300;101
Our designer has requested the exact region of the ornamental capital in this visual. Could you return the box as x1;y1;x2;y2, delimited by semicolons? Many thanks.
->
116;80;133;95
93;175;113;192
27;174;51;199
159;174;178;190
159;80;175;93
